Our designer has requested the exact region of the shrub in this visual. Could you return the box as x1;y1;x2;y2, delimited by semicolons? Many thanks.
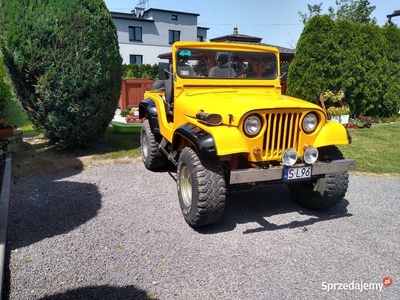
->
286;16;337;104
120;109;130;117
357;114;372;128
0;0;123;149
122;63;158;79
287;15;400;118
0;53;13;116
347;114;372;129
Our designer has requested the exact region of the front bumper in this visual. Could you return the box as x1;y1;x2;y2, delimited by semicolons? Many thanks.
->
229;159;356;185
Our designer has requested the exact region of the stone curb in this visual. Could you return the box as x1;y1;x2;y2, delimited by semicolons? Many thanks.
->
0;153;12;300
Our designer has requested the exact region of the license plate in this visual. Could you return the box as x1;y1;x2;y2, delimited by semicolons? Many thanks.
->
284;166;312;181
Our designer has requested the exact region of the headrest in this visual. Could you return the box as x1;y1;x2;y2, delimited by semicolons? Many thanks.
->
215;52;229;64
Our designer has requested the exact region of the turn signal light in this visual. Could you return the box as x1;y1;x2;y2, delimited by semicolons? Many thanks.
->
253;147;261;155
196;112;222;125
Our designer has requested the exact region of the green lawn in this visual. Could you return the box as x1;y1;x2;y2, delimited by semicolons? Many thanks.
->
96;127;141;160
4;98;39;137
338;122;400;174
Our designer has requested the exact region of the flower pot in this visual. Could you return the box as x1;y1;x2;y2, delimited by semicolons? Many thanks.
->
110;121;142;133
340;114;349;124
0;128;13;137
330;115;349;125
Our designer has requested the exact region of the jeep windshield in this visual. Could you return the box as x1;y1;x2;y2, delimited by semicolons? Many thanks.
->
175;48;278;80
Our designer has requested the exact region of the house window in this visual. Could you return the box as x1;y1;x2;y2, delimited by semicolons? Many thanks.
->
197;36;204;42
130;55;143;65
169;30;180;44
171;14;178;21
129;26;142;42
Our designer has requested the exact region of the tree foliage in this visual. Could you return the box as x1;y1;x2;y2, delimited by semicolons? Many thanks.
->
0;0;123;149
298;2;324;25
335;0;376;23
287;15;400;117
299;0;376;24
0;53;13;115
286;16;337;103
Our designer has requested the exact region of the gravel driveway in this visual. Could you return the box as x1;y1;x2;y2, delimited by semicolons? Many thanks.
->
5;162;400;299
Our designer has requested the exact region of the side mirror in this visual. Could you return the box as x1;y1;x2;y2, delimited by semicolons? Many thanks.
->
158;62;170;80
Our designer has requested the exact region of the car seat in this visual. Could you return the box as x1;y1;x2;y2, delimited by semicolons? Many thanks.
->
209;52;236;78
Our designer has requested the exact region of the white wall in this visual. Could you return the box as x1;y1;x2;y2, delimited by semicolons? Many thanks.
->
113;10;206;65
119;44;170;65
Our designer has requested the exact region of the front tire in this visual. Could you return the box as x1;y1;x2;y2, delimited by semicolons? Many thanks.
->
288;146;349;210
140;119;167;170
177;147;226;227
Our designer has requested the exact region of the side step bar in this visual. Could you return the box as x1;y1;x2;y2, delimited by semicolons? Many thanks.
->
158;138;178;166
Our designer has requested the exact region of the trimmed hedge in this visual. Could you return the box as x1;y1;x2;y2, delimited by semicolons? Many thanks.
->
0;0;123;149
287;15;400;117
122;63;158;79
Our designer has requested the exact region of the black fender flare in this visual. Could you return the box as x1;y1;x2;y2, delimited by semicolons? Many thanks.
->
174;123;217;155
139;99;160;136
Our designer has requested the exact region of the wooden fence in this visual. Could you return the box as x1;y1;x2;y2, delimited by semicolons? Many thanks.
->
118;78;154;109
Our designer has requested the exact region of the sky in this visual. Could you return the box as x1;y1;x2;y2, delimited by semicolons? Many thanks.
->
104;0;400;49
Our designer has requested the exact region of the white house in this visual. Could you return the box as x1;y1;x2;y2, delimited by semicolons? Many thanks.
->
111;7;208;65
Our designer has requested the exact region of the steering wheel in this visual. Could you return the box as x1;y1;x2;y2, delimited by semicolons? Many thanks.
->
235;70;255;78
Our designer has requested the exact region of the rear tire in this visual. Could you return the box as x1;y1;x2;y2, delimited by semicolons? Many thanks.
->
140;119;167;170
288;146;349;209
177;147;226;227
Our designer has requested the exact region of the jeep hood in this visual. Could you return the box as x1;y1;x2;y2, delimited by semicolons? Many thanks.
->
181;89;324;126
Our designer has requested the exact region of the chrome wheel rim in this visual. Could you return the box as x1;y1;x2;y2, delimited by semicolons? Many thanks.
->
179;164;192;207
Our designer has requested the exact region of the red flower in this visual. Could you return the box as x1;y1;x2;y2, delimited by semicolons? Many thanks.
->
346;124;359;130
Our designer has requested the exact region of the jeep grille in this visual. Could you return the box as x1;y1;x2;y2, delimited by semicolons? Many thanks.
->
263;112;303;159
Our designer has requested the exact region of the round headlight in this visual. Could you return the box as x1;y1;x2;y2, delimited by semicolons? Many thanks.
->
282;148;298;166
302;113;318;133
304;146;319;164
244;115;262;136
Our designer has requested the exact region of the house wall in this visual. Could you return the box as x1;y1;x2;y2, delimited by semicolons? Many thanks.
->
145;10;199;44
197;27;208;41
112;9;207;65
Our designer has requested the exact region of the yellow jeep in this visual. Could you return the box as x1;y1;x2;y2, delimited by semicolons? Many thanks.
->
139;41;356;227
